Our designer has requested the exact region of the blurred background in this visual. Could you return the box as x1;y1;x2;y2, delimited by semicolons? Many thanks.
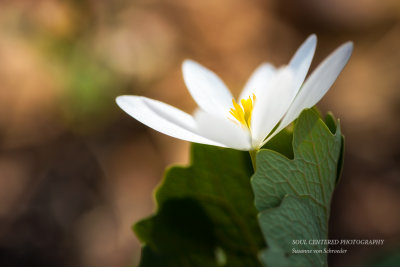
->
0;0;399;266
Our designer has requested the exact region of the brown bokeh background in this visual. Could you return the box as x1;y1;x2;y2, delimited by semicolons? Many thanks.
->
0;0;399;266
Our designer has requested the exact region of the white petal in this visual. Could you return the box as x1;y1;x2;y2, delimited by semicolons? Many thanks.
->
289;34;317;91
251;68;296;148
182;60;234;116
195;110;251;150
116;95;225;147
267;42;353;143
239;63;276;101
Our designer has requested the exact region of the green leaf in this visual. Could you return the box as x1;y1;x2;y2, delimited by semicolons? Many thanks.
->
134;144;265;266
252;109;343;267
262;128;294;159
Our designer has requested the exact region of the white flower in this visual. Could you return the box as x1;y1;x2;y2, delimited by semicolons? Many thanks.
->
116;35;353;151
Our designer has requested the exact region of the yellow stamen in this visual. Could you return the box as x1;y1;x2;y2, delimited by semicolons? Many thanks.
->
229;94;256;129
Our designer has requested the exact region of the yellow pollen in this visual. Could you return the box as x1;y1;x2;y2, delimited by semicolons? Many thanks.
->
229;94;256;129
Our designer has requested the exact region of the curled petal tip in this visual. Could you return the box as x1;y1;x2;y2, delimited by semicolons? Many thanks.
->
308;34;317;42
337;42;354;57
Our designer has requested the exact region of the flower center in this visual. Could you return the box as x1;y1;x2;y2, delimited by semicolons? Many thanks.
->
229;94;256;129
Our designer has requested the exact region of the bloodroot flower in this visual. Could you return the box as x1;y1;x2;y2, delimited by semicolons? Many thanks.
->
116;35;353;151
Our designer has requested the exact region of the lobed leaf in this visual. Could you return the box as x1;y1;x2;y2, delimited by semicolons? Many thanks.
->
252;108;343;266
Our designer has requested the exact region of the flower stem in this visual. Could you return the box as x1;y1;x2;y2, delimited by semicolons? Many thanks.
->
249;149;258;171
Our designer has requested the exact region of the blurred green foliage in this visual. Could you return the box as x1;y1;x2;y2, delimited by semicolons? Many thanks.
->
134;143;264;266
